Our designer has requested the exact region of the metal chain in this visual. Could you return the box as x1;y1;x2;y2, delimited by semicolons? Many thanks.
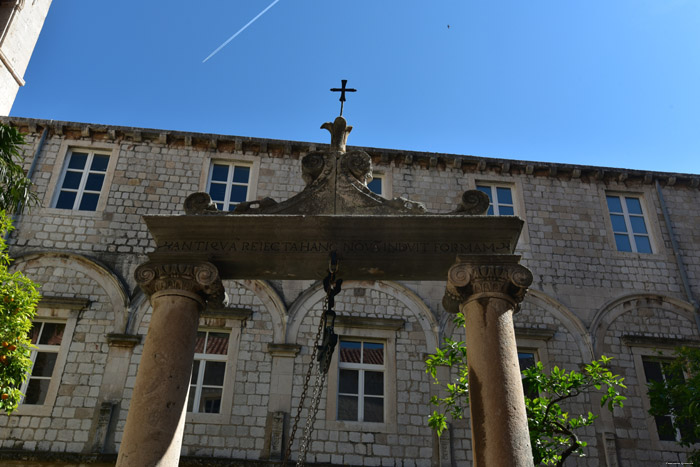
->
283;254;341;467
283;298;326;466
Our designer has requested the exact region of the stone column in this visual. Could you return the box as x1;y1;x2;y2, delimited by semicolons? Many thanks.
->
116;262;225;467
443;255;534;467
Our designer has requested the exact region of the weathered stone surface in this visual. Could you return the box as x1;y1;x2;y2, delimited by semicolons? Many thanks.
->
145;215;524;281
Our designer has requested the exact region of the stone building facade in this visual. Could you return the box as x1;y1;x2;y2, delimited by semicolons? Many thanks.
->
0;116;698;466
0;0;52;115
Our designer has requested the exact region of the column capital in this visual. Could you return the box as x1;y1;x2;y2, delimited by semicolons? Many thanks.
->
135;261;226;307
443;255;533;313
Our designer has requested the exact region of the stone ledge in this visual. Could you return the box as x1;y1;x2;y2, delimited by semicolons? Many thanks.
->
514;326;556;341
105;333;141;348
335;316;405;331
39;296;90;310
621;334;700;348
266;343;301;357
202;307;253;320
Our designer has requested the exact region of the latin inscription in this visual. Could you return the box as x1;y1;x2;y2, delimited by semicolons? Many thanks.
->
156;240;511;254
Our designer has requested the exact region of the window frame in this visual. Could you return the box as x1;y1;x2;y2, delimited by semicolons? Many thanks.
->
188;329;231;415
605;193;654;254
472;178;529;247
325;323;398;434
14;299;80;417
44;140;118;215
476;183;516;216
629;344;698;452
185;310;247;425
205;161;254;211
336;338;386;423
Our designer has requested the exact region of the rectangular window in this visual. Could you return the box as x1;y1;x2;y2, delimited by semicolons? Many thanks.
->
53;150;110;211
606;195;652;253
518;351;539;399
188;330;230;414
22;321;66;405
207;162;251;211
477;184;515;216
337;339;385;423
642;357;692;442
367;175;383;196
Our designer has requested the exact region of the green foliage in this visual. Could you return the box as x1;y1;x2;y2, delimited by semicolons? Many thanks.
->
0;212;40;413
426;313;627;466
0;124;38;214
646;347;700;464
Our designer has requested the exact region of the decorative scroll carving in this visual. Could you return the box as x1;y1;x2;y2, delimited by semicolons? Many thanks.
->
301;151;326;185
452;190;490;215
183;192;218;215
135;261;226;306
341;150;372;184
443;256;533;313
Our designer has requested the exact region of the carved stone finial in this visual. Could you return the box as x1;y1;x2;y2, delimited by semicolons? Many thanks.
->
184;192;218;214
321;116;353;152
135;261;227;307
453;190;490;215
443;256;533;313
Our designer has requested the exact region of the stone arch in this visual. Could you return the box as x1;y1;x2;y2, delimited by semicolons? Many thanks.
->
12;251;130;332
590;292;697;355
286;280;439;351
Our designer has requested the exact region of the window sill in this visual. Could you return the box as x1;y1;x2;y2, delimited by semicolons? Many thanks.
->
326;419;397;434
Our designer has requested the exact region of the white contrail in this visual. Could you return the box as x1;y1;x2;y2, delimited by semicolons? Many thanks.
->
202;0;281;63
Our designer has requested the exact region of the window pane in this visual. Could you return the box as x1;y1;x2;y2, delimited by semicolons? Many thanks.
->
28;322;41;345
340;341;361;363
229;185;248;204
211;164;229;182
84;173;105;192
24;379;50;405
499;206;515;216
486;205;494;216
68;153;88;170
363;397;384;423
518;352;536;371
203;361;226;386
199;387;222;413
476;186;492;201
642;359;664;383
191;361;200;384
61;171;83;190
655;415;677;441
338;395;358;421
208;183;226;202
55;191;77;209
194;332;206;353
364;371;384;396
625;197;643;214
78;193;100;211
634;236;652;254
363;343;384;365
187;385;196;412
614;234;632;252
606;196;622;213
31;352;57;377
367;178;382;195
90;155;109;172
629;216;648;234
496;187;513;204
232;166;250;184
206;333;229;355
610;215;627;233
339;369;358;394
39;323;65;345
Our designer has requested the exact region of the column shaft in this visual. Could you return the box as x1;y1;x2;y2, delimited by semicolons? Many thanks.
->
463;295;532;466
116;291;201;466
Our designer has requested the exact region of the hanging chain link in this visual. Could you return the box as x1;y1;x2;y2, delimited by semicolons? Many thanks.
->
283;253;341;467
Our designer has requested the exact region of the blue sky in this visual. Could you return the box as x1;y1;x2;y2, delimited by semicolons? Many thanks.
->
11;1;700;174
